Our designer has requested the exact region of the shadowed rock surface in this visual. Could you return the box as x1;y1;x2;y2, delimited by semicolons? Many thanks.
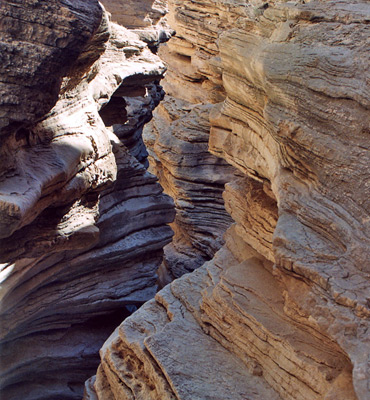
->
87;1;370;400
0;0;103;137
0;2;175;399
141;6;239;283
144;98;237;285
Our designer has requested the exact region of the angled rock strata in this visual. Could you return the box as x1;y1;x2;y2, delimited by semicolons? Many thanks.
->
0;1;175;399
88;1;370;400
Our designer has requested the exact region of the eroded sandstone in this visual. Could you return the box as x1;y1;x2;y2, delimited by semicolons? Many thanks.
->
88;1;370;400
0;2;175;399
144;98;236;284
1;0;369;399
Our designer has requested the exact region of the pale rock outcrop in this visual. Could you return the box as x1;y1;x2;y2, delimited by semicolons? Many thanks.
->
89;1;370;400
84;254;282;400
100;0;167;30
0;2;175;399
100;0;173;48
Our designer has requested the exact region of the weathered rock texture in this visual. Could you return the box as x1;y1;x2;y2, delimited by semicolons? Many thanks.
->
0;1;175;399
144;98;237;284
103;0;236;287
141;4;239;283
88;1;370;399
100;0;173;49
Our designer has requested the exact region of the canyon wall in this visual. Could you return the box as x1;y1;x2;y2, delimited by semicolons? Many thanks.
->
142;1;239;285
1;1;369;399
88;1;370;400
0;1;175;399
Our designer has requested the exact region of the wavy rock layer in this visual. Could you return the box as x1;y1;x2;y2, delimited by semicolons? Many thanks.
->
141;0;239;283
0;0;102;137
0;2;175;399
144;98;236;284
89;1;370;400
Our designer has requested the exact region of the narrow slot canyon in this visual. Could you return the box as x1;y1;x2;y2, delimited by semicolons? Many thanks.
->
0;1;369;400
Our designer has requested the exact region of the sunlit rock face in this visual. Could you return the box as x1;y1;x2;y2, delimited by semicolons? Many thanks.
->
100;0;167;29
88;1;370;400
0;1;175;399
100;0;173;48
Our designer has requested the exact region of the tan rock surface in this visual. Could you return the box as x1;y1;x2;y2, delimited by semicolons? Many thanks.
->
89;269;282;400
207;3;370;395
2;0;369;399
100;0;173;47
100;0;167;29
89;1;370;400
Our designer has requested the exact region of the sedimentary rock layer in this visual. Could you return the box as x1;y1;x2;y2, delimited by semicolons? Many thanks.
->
141;0;241;282
89;1;370;399
144;98;236;284
0;0;103;137
0;2;175;399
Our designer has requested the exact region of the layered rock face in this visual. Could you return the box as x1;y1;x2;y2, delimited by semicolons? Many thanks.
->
144;98;237;284
142;2;239;283
106;0;237;288
88;1;370;400
0;1;175;399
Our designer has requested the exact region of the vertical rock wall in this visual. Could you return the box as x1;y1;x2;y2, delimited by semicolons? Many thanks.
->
88;1;370;400
0;1;175;399
142;0;239;284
